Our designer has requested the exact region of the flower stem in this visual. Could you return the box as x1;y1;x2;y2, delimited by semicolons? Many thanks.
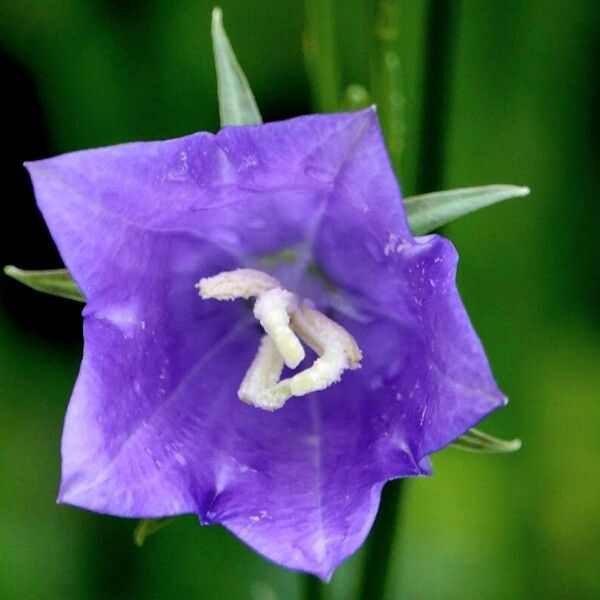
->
357;2;460;599
303;0;341;112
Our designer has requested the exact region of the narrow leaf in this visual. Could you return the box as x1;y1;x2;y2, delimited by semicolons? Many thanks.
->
211;7;262;127
303;0;341;113
366;0;405;172
133;518;174;547
404;184;530;235
451;427;522;454
4;265;85;302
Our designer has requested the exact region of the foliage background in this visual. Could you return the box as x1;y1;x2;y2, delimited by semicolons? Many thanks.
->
0;1;599;598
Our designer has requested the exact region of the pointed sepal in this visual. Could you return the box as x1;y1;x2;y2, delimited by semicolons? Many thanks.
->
404;185;530;235
452;427;522;454
211;7;262;127
4;265;84;302
133;518;174;547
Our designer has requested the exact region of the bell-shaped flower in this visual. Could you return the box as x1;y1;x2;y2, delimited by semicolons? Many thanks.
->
26;108;505;579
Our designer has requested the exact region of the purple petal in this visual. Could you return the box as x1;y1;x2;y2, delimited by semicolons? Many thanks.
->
27;109;505;578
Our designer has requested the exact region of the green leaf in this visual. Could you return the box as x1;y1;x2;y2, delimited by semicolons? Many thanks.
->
404;185;530;235
303;0;341;113
451;427;522;454
133;518;174;547
4;265;85;302
211;7;262;127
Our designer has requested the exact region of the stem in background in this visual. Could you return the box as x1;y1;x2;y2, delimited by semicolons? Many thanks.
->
357;480;403;600
364;0;405;175
416;0;461;194
357;2;460;599
88;518;140;599
303;573;324;600
303;0;341;112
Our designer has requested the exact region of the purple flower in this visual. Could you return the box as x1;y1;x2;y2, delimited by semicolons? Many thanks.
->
26;108;505;579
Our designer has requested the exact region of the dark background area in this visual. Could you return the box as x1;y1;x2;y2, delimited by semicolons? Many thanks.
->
0;1;599;598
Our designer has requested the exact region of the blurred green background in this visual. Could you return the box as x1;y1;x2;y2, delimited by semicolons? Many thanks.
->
1;1;599;598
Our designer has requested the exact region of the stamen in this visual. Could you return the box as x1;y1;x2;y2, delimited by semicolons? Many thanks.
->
197;268;362;411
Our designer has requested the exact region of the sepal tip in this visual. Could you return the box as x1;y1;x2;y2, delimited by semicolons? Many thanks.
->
133;518;174;547
3;265;85;302
452;427;522;454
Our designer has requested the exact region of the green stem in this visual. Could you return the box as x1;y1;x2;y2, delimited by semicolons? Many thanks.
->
303;573;325;600
365;0;405;175
304;0;341;112
357;2;460;599
88;518;140;599
415;0;460;194
357;480;403;600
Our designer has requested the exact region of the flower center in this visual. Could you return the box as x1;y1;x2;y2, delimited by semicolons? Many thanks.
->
196;268;362;411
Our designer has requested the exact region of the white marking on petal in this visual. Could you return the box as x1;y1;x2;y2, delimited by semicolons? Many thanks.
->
95;303;140;339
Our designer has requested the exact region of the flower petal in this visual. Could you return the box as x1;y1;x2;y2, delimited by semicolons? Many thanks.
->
26;109;505;578
328;235;507;464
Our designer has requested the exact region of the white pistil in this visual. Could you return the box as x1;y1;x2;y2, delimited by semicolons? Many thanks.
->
288;305;362;397
254;288;304;369
197;268;362;411
238;335;289;410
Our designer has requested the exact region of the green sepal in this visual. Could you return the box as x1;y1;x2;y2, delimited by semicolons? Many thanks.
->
211;7;262;127
133;518;174;547
4;265;85;302
404;185;530;235
451;427;522;454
